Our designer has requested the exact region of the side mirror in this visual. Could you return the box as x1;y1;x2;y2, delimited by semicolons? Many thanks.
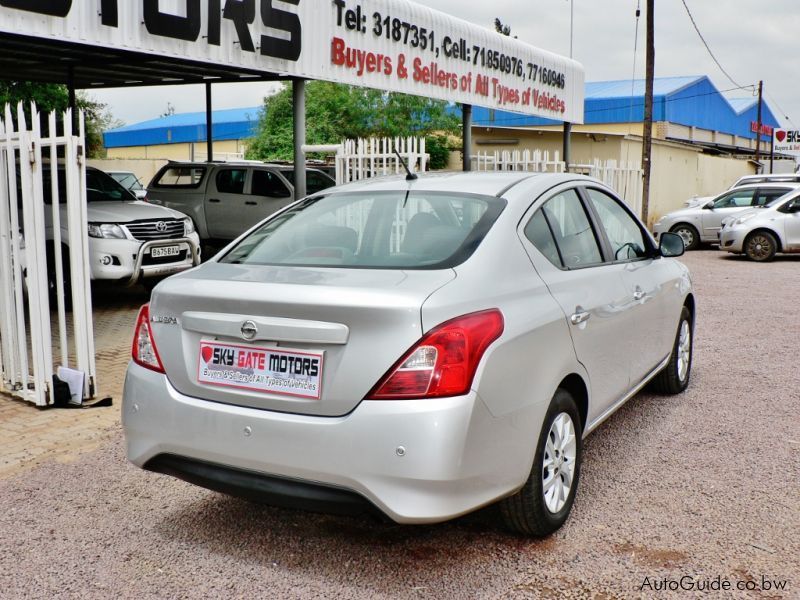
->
703;201;715;210
659;232;685;257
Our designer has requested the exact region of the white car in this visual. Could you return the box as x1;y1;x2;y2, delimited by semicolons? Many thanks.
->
41;166;201;297
107;170;148;200
719;189;800;261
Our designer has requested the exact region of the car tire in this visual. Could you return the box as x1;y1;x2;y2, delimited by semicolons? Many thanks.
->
670;224;700;251
744;230;778;262
651;306;693;395
499;389;583;536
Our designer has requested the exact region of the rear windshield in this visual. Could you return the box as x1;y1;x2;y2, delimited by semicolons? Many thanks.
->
152;166;207;188
220;191;505;269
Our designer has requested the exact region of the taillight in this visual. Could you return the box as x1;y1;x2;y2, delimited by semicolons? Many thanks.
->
131;304;165;373
368;309;504;399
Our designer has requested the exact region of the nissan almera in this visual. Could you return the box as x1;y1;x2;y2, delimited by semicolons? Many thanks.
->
123;172;694;536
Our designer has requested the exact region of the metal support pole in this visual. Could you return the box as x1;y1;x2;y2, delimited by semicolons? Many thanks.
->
205;82;213;162
563;122;572;172
755;80;763;170
769;132;774;174
293;79;307;198
640;0;655;226
462;104;472;172
67;66;78;133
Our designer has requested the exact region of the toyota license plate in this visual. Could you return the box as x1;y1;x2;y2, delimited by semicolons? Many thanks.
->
151;245;180;258
197;341;324;399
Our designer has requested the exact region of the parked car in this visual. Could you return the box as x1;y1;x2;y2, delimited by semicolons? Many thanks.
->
719;188;800;261
35;166;201;296
123;172;694;536
106;170;148;200
146;161;335;246
653;183;800;249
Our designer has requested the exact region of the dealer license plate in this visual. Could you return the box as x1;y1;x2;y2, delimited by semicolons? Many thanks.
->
151;245;181;258
197;341;324;400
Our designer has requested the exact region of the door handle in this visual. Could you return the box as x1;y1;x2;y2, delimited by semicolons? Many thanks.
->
633;287;645;301
570;310;591;325
245;201;257;206
208;198;220;203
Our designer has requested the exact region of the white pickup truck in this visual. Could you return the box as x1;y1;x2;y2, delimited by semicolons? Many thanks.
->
31;166;201;297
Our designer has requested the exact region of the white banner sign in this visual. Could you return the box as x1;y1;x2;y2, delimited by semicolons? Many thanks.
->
774;129;800;157
0;0;585;122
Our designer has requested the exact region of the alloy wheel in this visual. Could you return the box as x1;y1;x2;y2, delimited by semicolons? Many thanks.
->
542;412;577;514
746;234;773;261
677;320;691;382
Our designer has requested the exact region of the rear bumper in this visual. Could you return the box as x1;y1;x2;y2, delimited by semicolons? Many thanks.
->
122;362;537;523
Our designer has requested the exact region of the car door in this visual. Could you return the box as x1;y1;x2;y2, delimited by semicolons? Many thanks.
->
205;167;249;239
248;168;294;225
584;187;678;385
701;189;755;239
519;187;637;422
780;196;800;250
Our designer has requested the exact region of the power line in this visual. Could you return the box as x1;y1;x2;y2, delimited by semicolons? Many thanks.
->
679;0;744;89
765;91;796;129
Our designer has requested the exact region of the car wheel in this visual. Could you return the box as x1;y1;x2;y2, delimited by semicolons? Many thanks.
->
670;224;700;250
499;389;582;536
651;306;692;395
744;231;777;262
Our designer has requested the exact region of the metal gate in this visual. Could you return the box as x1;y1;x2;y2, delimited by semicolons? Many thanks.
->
0;103;97;406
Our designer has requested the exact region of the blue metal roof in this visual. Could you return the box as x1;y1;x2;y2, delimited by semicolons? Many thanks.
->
104;106;262;148
471;76;777;140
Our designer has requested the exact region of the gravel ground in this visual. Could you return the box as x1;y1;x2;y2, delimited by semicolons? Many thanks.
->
1;250;798;599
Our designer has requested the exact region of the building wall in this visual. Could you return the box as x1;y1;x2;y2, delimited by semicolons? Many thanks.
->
472;128;756;227
107;140;245;161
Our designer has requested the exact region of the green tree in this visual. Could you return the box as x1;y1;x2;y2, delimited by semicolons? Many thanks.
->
0;81;119;158
246;81;460;169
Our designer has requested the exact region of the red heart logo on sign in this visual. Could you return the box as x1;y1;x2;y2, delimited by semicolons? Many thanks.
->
201;346;213;363
776;130;787;142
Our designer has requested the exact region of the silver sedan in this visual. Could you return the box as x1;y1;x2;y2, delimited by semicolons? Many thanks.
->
652;183;800;250
720;189;800;261
123;172;694;536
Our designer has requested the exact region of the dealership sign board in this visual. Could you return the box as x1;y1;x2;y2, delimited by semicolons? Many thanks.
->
773;130;800;157
0;0;584;122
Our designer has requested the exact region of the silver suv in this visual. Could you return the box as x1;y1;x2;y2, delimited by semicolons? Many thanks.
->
653;183;800;249
146;162;335;245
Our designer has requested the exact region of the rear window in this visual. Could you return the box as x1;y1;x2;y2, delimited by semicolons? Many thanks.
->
152;166;207;188
220;191;505;269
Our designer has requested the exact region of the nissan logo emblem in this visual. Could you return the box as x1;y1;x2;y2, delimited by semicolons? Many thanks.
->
241;320;258;340
155;221;168;232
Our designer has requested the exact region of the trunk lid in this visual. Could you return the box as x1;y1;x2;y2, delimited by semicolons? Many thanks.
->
149;262;455;416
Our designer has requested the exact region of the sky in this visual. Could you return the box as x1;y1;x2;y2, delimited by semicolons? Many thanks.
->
93;0;800;129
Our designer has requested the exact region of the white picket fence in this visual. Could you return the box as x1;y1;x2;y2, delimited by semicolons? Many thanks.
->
0;104;97;406
471;150;643;214
328;137;428;185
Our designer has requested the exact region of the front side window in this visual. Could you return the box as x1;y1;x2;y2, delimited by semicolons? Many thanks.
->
714;189;755;208
216;169;247;195
527;189;602;269
587;188;648;261
221;191;504;269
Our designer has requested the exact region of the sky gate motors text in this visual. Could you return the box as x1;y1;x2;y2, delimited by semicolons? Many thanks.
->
0;0;302;60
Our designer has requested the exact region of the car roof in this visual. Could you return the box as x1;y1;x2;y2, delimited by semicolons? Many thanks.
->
724;182;800;191
330;171;587;198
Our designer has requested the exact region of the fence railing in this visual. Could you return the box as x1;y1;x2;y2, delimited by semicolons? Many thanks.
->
333;137;428;185
471;150;643;214
0;103;97;406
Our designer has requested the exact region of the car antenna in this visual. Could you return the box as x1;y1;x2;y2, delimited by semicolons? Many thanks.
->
394;150;418;181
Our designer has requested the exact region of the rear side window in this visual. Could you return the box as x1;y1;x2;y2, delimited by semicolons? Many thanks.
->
526;190;602;269
152;166;206;188
221;191;505;269
252;170;291;198
216;169;247;194
756;188;792;206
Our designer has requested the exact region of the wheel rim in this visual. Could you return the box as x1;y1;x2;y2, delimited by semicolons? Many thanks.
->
747;234;772;260
542;412;577;514
677;320;691;382
674;227;694;248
